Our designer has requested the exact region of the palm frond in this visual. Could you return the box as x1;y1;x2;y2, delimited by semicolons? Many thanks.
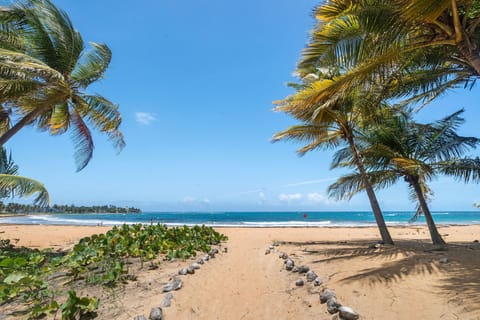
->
75;93;125;152
71;42;111;88
0;174;49;206
438;157;480;183
70;108;94;171
327;169;398;200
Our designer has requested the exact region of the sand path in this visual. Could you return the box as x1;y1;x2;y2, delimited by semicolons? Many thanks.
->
165;228;323;320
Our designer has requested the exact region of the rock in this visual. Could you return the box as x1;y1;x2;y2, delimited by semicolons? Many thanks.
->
473;239;479;243
163;278;182;292
331;315;340;320
279;252;288;259
223;247;228;253
320;289;337;303
191;263;201;270
269;245;274;250
306;270;317;282
208;249;218;258
368;243;381;249
272;241;280;246
178;268;188;275
265;248;271;255
186;266;195;274
327;297;341;314
125;274;138;281
439;257;449;264
295;278;304;286
148;264;159;270
165;293;174;300
292;266;299;272
203;254;210;261
313;277;322;286
285;259;295;271
297;265;310;274
197;258;204;264
338;306;359;320
161;298;171;308
134;316;147;320
149;307;163;320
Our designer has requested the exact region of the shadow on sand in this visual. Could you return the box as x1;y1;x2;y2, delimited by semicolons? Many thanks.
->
281;239;480;313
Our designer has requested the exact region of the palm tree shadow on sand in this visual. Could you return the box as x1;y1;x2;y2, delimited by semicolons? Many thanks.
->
282;239;480;314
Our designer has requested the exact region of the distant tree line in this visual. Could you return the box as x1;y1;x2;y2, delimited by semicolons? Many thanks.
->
0;202;141;214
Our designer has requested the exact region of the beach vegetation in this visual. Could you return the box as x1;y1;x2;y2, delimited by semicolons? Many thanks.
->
0;0;124;171
273;89;394;245
0;147;49;207
0;224;227;318
0;202;141;214
272;1;402;244
295;0;480;113
274;0;480;244
328;109;480;245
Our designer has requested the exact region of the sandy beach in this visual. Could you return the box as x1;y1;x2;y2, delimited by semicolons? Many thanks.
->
1;224;479;319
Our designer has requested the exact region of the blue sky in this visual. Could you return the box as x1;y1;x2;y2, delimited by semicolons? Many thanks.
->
6;0;480;211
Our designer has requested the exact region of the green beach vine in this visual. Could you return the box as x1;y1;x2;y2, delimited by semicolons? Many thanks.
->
0;224;227;319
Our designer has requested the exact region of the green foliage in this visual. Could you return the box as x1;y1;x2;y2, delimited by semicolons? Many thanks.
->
0;147;49;206
64;224;227;285
0;245;57;318
0;202;141;214
0;224;227;318
59;291;98;320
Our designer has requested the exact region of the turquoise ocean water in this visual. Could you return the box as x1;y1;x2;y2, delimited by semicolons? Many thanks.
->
0;211;479;227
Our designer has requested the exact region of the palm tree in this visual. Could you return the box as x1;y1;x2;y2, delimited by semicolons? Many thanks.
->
0;0;124;171
294;0;479;112
273;87;395;244
329;109;480;245
0;147;49;206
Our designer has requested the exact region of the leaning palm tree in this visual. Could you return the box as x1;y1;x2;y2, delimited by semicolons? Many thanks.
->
0;147;49;206
0;0;124;171
294;0;479;113
274;87;395;244
329;109;480;245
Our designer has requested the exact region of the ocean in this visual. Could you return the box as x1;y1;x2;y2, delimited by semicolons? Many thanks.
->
0;211;479;227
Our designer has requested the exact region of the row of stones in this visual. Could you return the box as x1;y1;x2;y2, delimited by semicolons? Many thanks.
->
267;243;359;320
133;247;223;320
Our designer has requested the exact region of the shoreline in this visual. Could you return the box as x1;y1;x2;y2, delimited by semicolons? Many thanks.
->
1;221;480;228
1;211;478;229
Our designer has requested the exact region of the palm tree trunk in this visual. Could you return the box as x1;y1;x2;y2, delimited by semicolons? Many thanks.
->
0;108;44;146
346;134;394;245
409;176;446;245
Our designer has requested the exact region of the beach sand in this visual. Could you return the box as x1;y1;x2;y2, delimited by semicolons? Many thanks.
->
1;224;479;319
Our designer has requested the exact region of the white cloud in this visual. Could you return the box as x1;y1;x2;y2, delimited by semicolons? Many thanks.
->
182;196;197;204
306;192;341;206
181;197;211;206
278;193;302;202
135;112;156;125
307;192;328;202
258;192;266;204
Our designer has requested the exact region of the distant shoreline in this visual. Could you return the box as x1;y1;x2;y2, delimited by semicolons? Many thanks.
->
0;211;478;228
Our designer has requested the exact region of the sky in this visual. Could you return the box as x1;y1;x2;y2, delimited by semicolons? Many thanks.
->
5;0;480;211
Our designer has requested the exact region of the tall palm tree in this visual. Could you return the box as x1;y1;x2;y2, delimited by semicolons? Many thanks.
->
288;0;477;120
274;87;395;244
329;109;480;245
294;0;479;112
0;147;49;206
0;0;124;171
